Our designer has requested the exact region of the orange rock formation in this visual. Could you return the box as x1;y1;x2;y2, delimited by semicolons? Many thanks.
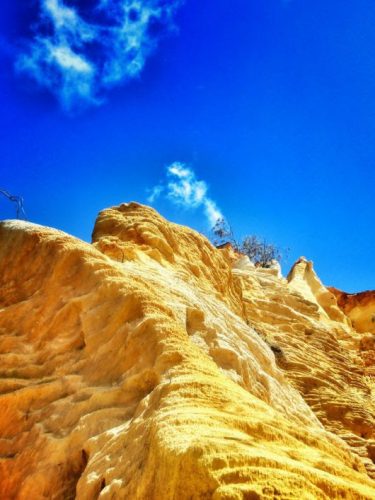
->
329;287;375;377
329;288;375;334
0;203;374;499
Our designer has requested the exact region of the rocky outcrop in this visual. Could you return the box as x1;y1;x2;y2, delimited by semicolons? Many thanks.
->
235;256;375;480
0;203;375;499
287;258;350;324
329;288;375;334
329;287;375;376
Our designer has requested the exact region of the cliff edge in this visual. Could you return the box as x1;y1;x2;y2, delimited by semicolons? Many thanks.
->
0;203;374;499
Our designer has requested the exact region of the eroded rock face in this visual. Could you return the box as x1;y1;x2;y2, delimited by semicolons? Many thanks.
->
287;258;350;324
0;203;375;499
328;287;375;376
329;288;375;334
235;256;375;479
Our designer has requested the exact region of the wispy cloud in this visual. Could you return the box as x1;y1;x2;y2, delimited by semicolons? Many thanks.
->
16;0;182;111
147;162;224;227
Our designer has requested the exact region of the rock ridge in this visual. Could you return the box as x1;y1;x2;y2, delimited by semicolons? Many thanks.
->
0;203;374;499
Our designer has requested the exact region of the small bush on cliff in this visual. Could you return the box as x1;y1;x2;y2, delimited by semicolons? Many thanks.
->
211;217;283;268
211;218;235;247
240;234;282;267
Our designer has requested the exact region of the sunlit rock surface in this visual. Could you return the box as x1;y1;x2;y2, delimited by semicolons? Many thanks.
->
234;255;375;480
0;203;375;499
329;287;375;335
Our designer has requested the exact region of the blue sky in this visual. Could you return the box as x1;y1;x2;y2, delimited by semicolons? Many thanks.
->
0;0;374;292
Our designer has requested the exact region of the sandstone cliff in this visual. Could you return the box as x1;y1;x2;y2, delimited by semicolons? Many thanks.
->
0;203;374;499
328;287;375;377
329;287;375;335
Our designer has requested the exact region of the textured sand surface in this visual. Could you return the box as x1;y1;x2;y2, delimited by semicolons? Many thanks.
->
0;203;374;499
233;256;375;478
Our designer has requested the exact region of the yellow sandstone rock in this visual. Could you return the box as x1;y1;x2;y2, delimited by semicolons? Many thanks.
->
0;202;374;499
234;254;375;479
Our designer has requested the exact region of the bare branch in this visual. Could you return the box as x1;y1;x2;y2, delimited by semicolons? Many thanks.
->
210;217;238;249
0;189;27;220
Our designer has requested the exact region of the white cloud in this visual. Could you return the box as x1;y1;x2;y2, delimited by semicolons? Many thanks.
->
148;162;224;227
203;199;223;227
44;0;80;30
51;45;92;72
16;0;182;111
147;184;164;203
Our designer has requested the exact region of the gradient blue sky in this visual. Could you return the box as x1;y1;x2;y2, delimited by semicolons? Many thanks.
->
1;0;374;292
